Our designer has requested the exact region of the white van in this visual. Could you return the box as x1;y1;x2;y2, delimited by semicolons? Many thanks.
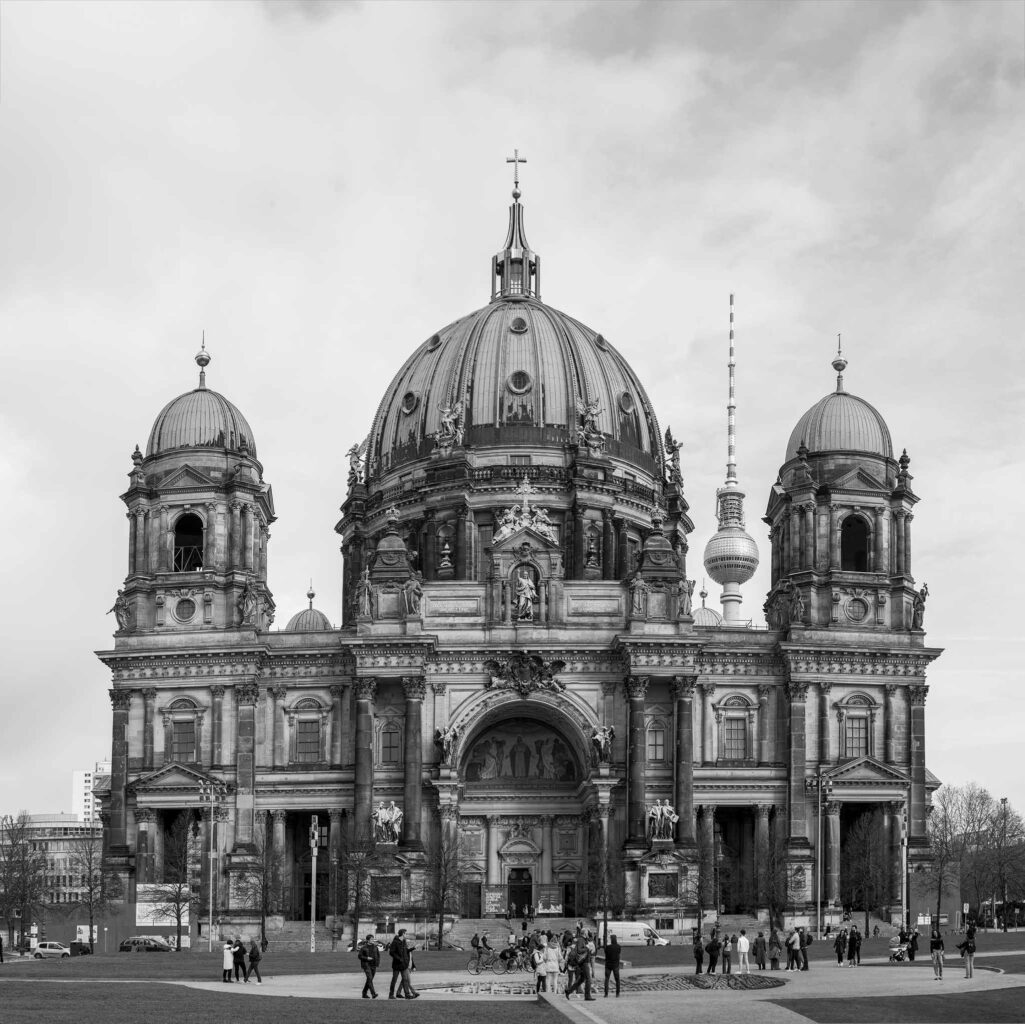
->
598;922;670;946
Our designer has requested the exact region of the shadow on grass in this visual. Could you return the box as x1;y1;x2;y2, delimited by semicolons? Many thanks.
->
771;990;1025;1024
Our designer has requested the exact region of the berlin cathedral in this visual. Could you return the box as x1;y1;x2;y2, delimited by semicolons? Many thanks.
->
97;168;940;942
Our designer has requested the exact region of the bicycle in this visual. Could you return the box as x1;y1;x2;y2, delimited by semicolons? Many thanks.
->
467;950;503;975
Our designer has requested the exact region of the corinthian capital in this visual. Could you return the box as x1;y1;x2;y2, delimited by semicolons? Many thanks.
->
355;677;378;702
908;684;928;706
109;688;132;711
624;675;649;701
670;675;697;701
402;676;427;701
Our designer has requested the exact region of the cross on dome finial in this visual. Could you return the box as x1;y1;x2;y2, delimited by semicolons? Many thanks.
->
832;333;848;393
195;331;211;389
514;474;535;513
506;149;527;201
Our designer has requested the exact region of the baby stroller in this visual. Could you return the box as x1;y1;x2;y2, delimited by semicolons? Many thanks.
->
888;941;909;963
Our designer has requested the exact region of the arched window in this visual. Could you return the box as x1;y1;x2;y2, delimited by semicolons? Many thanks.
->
163;697;204;764
716;694;755;763
837;693;877;760
288;698;326;765
840;516;869;572
173;513;204;571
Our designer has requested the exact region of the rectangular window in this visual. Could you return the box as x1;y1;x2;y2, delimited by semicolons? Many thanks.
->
647;728;666;762
171;720;196;762
381;728;400;764
724;717;747;760
509;455;532;466
845;716;869;758
648;873;678;898
295;720;320;763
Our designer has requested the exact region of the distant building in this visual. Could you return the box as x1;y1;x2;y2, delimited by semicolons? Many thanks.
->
72;762;111;823
25;813;103;906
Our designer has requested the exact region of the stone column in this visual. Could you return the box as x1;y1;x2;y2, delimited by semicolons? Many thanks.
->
825;801;841;905
770;525;780;585
699;805;715;906
401;676;425;850
502;580;513;624
602;510;616;580
671;676;697;845
135;807;155;884
625;675;649;843
541;815;554;883
126;511;136;576
271;810;287;914
757;685;771;765
789;505;801;573
885;801;903;904
616;519;630;578
242;505;255;571
574;508;587;580
328;809;342;916
108;689;131;852
134;508;148;575
803;504;815;569
818;682;832;764
701;683;716;764
142;687;156;770
884;685;898;764
209;686;225;766
786;680;810;843
455;504;469;580
486;816;501;886
904;513;913;578
271;686;287;767
259;522;269;578
894;510;906;576
424;513;437;581
330;685;344;767
158;505;170;571
204;502;217;568
755;804;771;904
230;501;242;569
829;505;840;570
908;685;928;843
234;681;259;845
873;506;885;573
354;678;377;839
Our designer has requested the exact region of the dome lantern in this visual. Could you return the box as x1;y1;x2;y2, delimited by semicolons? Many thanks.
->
491;149;540;301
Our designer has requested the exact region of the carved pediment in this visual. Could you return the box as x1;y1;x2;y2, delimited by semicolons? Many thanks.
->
159;464;218;490
830;467;886;492
129;762;227;795
499;837;541;865
827;755;908;786
492;524;561;551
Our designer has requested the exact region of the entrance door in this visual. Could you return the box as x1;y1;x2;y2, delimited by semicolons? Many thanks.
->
508;868;533;917
297;853;330;921
561;882;576;918
462;881;482;918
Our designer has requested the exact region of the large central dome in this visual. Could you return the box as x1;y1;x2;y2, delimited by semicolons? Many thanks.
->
367;297;663;480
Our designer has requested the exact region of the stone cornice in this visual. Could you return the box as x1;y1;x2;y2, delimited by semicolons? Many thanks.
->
613;638;705;673
424;648;625;675
780;643;942;680
98;647;351;683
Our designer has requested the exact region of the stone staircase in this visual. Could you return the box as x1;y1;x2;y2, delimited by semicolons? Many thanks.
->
265;920;338;953
710;913;765;937
448;917;594;950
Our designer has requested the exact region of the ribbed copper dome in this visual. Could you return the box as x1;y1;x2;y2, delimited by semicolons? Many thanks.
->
146;388;257;458
786;390;892;460
285;606;332;632
367;297;663;480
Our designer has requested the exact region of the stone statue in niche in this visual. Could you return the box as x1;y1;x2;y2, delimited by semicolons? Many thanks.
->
591;725;615;763
575;395;606;456
515;569;537;620
107;589;133;632
434;723;458;762
433;398;464;452
789;586;805;624
355;567;374;619
647;799;679;841
372;801;402;843
909;582;929;630
678;579;694;618
237;576;258;626
628;574;649;616
403;572;424;615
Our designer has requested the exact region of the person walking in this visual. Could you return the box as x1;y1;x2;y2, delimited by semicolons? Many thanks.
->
852;925;861;966
388;929;418;999
531;936;548;994
834;928;846;966
768;928;782;971
929;928;945;980
800;927;811;971
221;939;234;983
908;929;919;962
603;935;622;997
358;933;380;998
754;931;767;970
0;932;4;964
692;929;704;974
247;938;263;984
721;933;733;974
542;934;563;994
232;936;248;982
963;925;976;979
846;926;857;968
705;932;721;975
737;929;751;974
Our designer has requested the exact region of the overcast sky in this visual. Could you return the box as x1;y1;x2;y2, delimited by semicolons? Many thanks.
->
1;0;1022;819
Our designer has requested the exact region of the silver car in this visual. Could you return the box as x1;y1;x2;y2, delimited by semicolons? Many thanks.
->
34;941;71;959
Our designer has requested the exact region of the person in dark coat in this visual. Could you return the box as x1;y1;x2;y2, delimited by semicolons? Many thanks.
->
358;933;380;998
753;931;767;970
231;936;248;982
603;935;622;997
705;932;721;975
388;929;417;999
692;930;704;974
247;939;262;984
846;927;857;967
908;929;919;962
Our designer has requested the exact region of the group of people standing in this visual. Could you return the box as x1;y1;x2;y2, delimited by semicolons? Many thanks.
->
220;936;262;984
693;926;813;974
832;925;863;966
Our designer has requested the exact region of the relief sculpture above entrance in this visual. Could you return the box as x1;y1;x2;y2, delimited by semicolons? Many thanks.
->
464;717;577;783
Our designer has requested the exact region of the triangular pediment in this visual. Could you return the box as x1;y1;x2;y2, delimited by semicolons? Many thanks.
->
128;762;226;795
829;466;886;492
492;524;561;550
160;464;218;489
828;755;908;786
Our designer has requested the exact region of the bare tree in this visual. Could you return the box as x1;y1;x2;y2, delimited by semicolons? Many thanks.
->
0;813;47;949
230;816;283;951
145;811;200;950
67;832;123;953
756;821;791;930
420;828;471;950
840;809;892;935
337;824;381;946
587;837;624;945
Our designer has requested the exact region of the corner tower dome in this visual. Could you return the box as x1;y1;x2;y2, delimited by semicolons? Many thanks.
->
146;344;257;458
285;585;332;632
785;346;892;460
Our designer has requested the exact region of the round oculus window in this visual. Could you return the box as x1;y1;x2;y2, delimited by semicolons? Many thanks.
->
619;392;635;413
401;391;419;415
175;598;197;621
426;333;442;351
507;370;532;395
845;597;869;622
510;316;528;334
594;333;608;350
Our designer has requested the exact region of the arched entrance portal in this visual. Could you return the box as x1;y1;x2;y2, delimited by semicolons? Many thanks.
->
508;867;533;917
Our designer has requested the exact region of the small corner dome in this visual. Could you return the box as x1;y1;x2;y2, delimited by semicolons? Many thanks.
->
693;605;723;627
146;387;257;458
285;606;333;632
786;390;892;462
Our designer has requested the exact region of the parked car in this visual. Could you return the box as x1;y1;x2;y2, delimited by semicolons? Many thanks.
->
34;942;72;959
118;936;175;953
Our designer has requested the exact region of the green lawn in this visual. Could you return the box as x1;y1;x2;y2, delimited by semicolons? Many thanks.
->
771;990;1025;1023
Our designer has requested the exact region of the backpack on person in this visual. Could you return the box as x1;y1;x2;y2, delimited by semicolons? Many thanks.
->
531;948;544;970
566;947;580;968
471;934;479;950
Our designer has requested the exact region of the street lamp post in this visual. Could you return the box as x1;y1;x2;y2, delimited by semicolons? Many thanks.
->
310;815;319;953
198;782;226;953
901;801;909;934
